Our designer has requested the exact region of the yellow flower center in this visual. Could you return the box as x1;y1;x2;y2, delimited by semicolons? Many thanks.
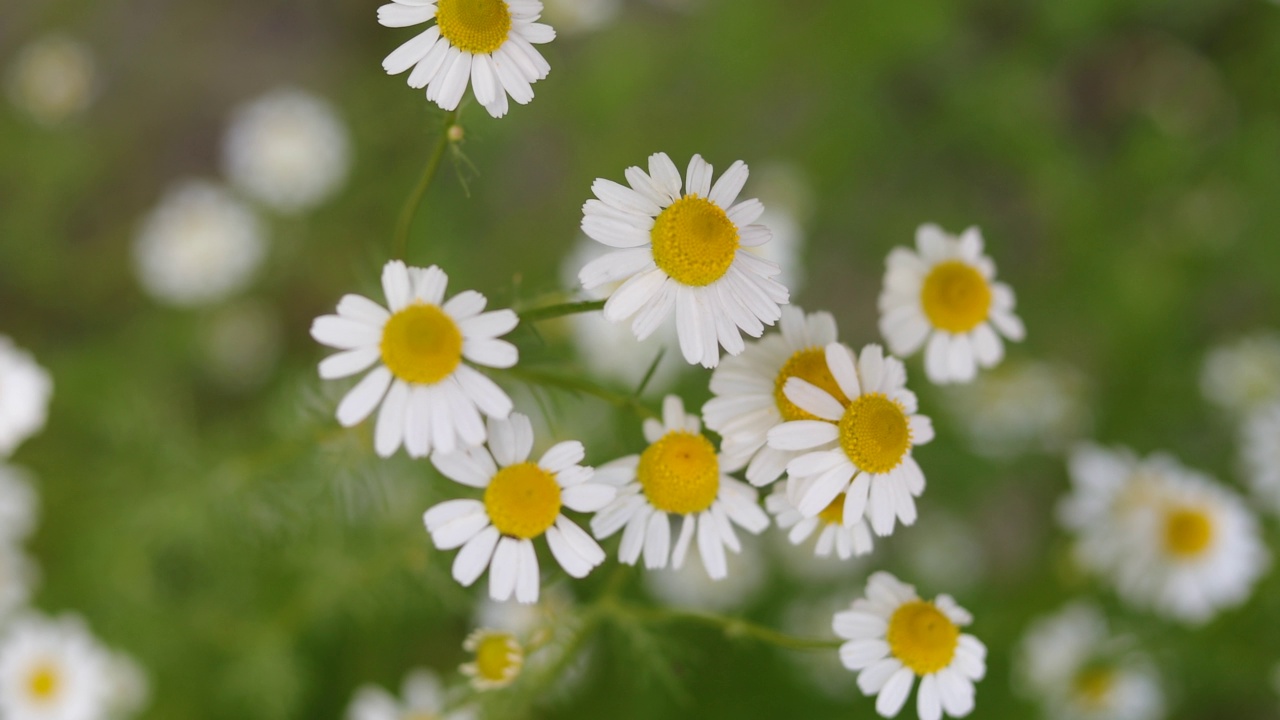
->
650;195;739;287
886;600;960;675
27;663;60;702
838;394;912;475
474;632;522;684
773;347;850;422
637;431;720;515
817;492;846;525
435;0;512;55
380;303;463;385
484;462;562;539
920;260;992;333
1163;506;1214;559
1072;667;1115;710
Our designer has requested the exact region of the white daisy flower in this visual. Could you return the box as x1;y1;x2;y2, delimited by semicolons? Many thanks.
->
132;180;266;307
1016;603;1163;720
941;359;1090;458
766;343;934;537
578;152;790;369
222;87;351;214
0;544;36;623
1242;401;1280;513
377;0;555;118
766;485;873;561
589;395;769;579
460;629;523;690
310;260;518;458
0;465;38;543
346;668;474;720
1200;332;1280;417
0;337;53;458
423;413;613;603
878;224;1024;385
835;572;986;720
1059;445;1269;624
5;34;95;126
0;614;113;720
703;305;842;486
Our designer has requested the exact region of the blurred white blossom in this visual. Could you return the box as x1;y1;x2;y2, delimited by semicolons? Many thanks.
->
0;338;53;458
942;359;1090;457
5;34;96;126
1200;333;1280;417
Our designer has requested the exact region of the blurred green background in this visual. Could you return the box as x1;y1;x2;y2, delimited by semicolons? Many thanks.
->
3;0;1280;717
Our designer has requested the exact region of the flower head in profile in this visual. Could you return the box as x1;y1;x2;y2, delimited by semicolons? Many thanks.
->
311;260;518;458
766;485;874;561
590;395;769;578
703;305;841;486
346;668;474;720
767;343;933;537
878;224;1023;384
835;572;986;720
0;614;114;720
578;153;789;368
424;413;614;603
0;339;52;459
461;630;523;690
378;0;555;118
1059;445;1269;624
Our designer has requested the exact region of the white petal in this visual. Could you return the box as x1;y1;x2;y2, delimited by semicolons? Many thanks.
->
618;506;652;565
643;511;671;569
768;421;839;451
546;525;592;578
839;639;890;670
336;367;393;427
488;413;534;466
539;440;585;473
430;446;495;487
796;463;855;518
375;380;411;457
381;260;413;311
452;526;500;586
918;674;942;720
858;658;904;695
562;483;615;513
924;332;951;383
320;347;381;380
858;344;886;392
686;154;712;198
708;160;749;208
442;290;487;321
825;342;862;399
455;365;513;418
488;537;519;601
783;377;844;421
384;27;440;74
970;322;1003;367
470;52;497;107
671;515;696;569
336;294;391;325
876;667;916;718
696;511;727;579
311;315;381;350
603;268;667;323
515;539;540;604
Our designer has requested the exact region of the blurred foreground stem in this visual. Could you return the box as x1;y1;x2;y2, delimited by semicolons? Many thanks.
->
518;299;606;324
610;602;841;652
393;108;461;259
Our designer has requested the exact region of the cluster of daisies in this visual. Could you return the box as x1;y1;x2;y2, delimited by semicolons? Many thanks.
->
0;337;148;720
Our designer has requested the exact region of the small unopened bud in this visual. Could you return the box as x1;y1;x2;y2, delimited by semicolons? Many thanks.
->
448;124;465;143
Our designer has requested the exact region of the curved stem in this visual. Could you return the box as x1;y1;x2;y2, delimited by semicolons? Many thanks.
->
615;603;842;652
393;109;460;260
518;299;606;324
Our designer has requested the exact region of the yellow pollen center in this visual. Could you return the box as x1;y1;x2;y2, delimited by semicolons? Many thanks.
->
380;303;463;385
886;600;960;675
637;431;720;514
474;633;520;683
817;492;846;525
1163;507;1214;559
1073;667;1115;709
27;663;60;702
774;347;851;422
920;260;992;333
484;462;562;539
838;394;912;475
435;0;512;55
650;195;739;287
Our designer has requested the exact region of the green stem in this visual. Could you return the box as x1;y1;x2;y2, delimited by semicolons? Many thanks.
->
518;299;606;324
497;367;658;420
392;109;460;260
615;603;842;652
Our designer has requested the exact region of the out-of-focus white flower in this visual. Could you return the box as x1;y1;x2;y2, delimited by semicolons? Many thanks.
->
102;651;149;720
1016;603;1163;720
896;512;986;595
941;360;1090;458
200;301;282;392
1242;401;1280;514
0;465;38;543
5;34;95;126
1200;333;1280;417
744;162;811;293
132;180;266;307
460;630;523;691
346;668;473;720
0;338;53;458
642;535;766;612
222;87;351;214
0;614;114;720
541;0;620;35
0;544;36;624
780;593;864;700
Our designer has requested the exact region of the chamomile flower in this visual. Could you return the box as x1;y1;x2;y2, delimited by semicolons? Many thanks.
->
310;260;518;458
1016;604;1163;720
0;465;38;543
703;305;842;486
578;152;789;368
5;34;95;126
878;224;1024;385
1201;333;1280;416
460;630;522;690
222;87;351;214
590;395;770;578
1059;445;1269;624
346;668;474;720
0;614;113;720
378;0;555;118
1242;402;1280;513
0;337;53;458
423;413;613;603
835;572;986;720
767;343;934;537
766;485;874;560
